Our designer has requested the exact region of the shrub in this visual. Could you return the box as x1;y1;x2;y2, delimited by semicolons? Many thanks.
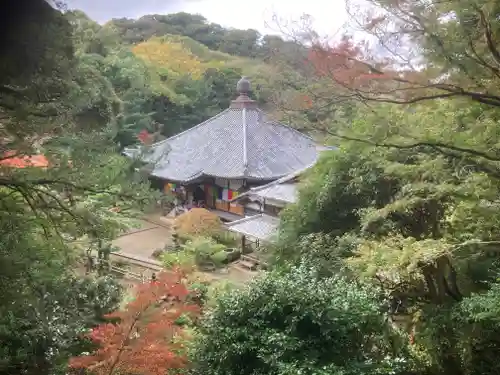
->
212;231;239;247
177;232;194;245
175;208;222;237
162;236;228;270
152;248;165;259
204;279;238;309
211;250;229;266
188;280;211;305
191;263;419;375
162;250;196;269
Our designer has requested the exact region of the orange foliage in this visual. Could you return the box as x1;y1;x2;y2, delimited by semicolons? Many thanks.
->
305;35;422;103
307;37;374;86
175;208;222;237
69;271;200;375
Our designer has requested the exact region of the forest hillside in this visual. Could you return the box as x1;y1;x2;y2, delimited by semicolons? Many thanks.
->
8;2;500;375
68;10;308;147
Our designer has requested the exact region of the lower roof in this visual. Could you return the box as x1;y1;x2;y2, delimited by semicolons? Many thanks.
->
230;165;310;204
225;214;280;242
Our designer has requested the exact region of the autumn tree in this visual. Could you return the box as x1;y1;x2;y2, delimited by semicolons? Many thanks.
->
132;37;204;80
303;0;500;107
175;208;222;238
268;0;500;173
69;271;200;375
110;12;297;59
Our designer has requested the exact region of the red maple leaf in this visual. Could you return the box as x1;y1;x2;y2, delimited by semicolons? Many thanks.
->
69;270;200;375
137;130;152;144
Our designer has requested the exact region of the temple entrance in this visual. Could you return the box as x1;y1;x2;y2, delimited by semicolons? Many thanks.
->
194;186;205;205
204;186;215;208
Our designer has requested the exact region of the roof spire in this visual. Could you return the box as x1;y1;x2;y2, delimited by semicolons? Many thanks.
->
237;76;251;96
230;76;257;109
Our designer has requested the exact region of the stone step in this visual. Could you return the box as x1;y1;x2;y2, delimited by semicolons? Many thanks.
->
236;260;258;271
241;254;260;264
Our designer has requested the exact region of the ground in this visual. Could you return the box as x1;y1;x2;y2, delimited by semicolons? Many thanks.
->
110;213;258;286
112;214;173;258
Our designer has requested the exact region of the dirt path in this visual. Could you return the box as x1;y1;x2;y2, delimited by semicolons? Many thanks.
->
110;214;259;286
112;215;173;259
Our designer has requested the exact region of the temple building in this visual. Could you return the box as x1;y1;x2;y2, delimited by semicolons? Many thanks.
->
225;167;304;249
229;167;304;216
124;77;325;221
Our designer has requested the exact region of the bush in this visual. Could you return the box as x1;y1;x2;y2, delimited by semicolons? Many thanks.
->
191;264;419;375
211;250;229;266
188;280;211;305
177;232;194;245
151;248;164;259
162;236;228;270
212;231;239;247
162;250;196;269
175;208;222;237
205;279;238;309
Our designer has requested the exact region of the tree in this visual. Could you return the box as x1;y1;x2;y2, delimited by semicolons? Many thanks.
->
0;210;124;374
270;0;500;175
0;3;160;374
274;98;500;374
69;271;200;375
110;13;267;58
218;29;261;57
132;37;204;80
303;0;500;107
110;13;225;49
192;264;418;375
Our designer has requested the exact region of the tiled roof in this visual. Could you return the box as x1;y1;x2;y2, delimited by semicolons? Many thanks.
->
225;214;279;242
0;153;49;168
248;183;298;204
230;165;311;204
124;108;320;183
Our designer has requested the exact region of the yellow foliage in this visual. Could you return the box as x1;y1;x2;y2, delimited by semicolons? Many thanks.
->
175;208;222;237
347;235;451;284
161;34;234;63
132;37;204;79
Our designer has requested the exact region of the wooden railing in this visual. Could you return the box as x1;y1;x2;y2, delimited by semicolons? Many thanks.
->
108;262;147;283
79;251;164;284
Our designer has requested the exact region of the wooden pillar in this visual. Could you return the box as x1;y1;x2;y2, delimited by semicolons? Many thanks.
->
226;179;230;212
241;235;246;253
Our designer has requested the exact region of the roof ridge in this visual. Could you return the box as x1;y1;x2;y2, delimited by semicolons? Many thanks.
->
128;106;327;183
242;107;248;176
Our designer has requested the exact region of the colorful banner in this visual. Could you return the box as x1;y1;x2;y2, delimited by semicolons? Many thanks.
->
164;182;177;193
200;184;240;202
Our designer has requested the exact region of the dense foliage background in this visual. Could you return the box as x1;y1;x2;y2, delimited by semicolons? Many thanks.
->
4;1;500;375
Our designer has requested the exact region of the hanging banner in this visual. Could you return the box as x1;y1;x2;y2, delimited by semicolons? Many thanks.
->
164;182;177;193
